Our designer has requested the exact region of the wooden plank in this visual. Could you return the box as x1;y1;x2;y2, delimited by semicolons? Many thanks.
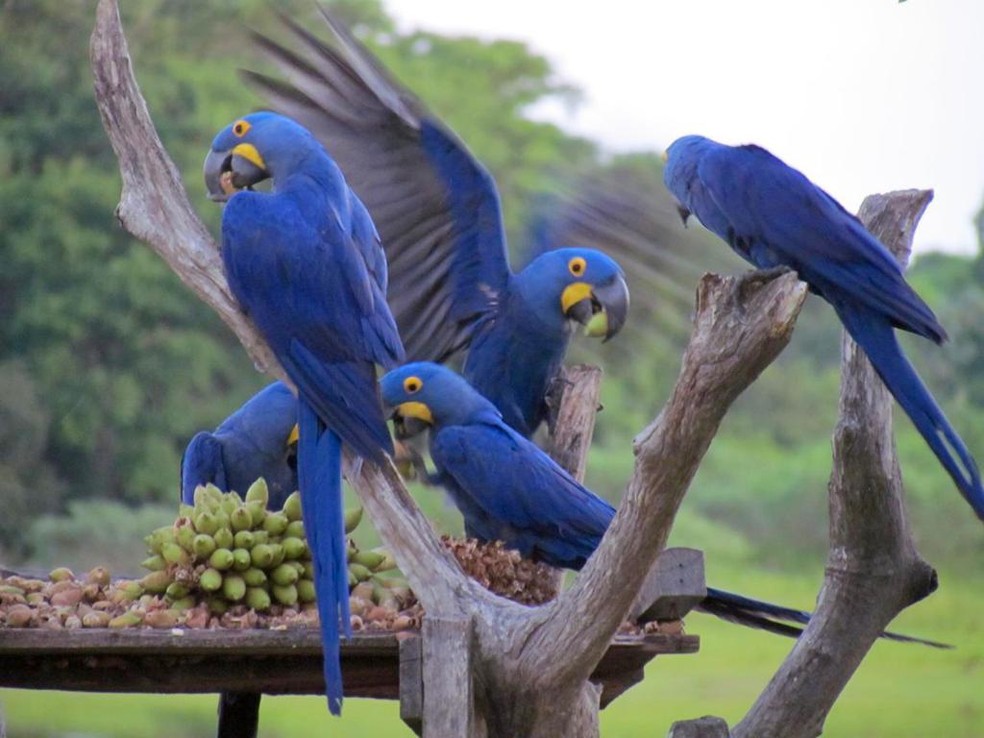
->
0;628;697;705
630;547;707;623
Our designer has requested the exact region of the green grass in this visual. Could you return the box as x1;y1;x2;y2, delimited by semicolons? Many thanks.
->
3;566;980;737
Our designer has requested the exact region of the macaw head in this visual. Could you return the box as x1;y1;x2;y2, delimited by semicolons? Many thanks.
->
203;112;320;201
516;247;629;342
663;135;713;226
380;362;500;434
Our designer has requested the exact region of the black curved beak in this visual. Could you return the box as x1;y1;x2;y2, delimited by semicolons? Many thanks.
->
203;148;269;202
566;273;630;342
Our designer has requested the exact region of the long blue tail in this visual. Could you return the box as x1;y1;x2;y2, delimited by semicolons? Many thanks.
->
836;308;984;521
298;398;351;715
701;587;950;648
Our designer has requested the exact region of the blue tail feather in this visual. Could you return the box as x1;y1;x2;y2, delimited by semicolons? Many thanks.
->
298;398;350;716
837;307;984;521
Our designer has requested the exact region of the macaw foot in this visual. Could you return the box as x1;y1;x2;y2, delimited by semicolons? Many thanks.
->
735;266;795;315
544;371;574;436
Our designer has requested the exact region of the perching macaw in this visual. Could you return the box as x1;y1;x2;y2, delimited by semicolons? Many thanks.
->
380;362;948;646
180;381;298;510
663;135;984;521
204;112;405;715
243;10;629;439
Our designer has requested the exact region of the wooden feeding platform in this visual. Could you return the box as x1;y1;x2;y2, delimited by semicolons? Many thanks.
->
0;547;705;736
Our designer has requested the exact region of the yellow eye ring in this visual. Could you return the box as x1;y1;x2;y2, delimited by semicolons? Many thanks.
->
232;119;251;137
568;256;587;276
403;376;422;394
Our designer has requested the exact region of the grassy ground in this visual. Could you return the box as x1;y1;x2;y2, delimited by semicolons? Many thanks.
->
3;566;980;737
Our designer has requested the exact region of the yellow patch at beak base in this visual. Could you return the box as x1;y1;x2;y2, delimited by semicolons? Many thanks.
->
396;401;433;424
561;282;593;314
287;424;299;446
232;142;266;171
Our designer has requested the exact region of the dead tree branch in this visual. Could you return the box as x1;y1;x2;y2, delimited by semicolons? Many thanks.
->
732;190;938;738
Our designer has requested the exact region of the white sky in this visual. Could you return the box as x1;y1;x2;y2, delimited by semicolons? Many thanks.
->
384;0;984;255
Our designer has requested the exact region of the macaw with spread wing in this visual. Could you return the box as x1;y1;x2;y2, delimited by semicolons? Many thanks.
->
243;9;629;439
380;362;948;647
204;112;405;714
180;381;298;510
664;135;984;521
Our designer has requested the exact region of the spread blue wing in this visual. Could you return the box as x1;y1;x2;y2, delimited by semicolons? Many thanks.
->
244;8;512;361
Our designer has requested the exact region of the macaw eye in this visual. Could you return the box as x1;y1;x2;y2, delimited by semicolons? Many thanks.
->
232;119;251;137
403;376;422;394
568;256;587;277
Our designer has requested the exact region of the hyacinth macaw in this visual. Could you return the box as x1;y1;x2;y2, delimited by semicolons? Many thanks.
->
243;10;629;439
204;112;405;714
380;362;948;646
664;135;984;521
180;381;298;510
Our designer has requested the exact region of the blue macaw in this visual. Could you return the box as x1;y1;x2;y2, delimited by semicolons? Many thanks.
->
243;10;629;439
180;381;298;510
380;362;948;646
204;112;405;714
663;135;984;521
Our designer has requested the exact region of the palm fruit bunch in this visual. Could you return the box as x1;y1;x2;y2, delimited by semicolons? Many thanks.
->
139;480;318;615
141;480;414;620
441;537;561;606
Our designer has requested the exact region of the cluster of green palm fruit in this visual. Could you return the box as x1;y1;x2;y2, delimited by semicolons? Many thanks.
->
141;479;398;615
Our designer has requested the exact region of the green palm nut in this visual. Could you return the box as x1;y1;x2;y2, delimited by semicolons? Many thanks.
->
117;580;144;601
169;595;197;612
286;560;306;575
232;548;252;571
245;477;270;507
285;520;305;540
296;579;316;603
175;523;196;552
268;543;286;568
262;511;289;536
371;549;398;572
303;561;315;580
230;506;253;532
199;567;223;592
213;527;234;550
348;563;373;582
213;509;231;532
165;581;190;600
178;503;195;519
139;570;172;594
208;548;235;571
145;526;175;554
161;542;190;567
351;551;387;571
348;569;358;588
242;568;267;587
48;567;75;583
222;574;246;601
282;536;307;560
270;563;299;587
193;510;220;536
246;500;267;528
245;586;272;611
343;507;363;535
233;530;255;550
249;544;275;569
282;491;302;522
204;483;225;503
250;530;270;546
271;583;298;606
192;534;217;559
141;554;167;572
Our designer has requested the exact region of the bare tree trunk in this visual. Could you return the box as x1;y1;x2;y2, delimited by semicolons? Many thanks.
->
732;190;938;738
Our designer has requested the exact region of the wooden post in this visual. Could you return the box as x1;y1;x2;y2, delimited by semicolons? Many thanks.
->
216;692;260;738
399;636;424;736
630;547;706;623
421;616;482;738
667;716;731;738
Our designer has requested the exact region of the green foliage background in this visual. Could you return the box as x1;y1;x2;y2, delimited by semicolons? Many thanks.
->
1;0;983;734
